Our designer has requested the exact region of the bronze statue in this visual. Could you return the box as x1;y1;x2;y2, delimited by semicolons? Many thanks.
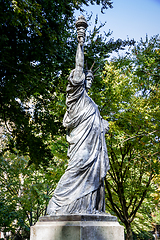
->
47;16;109;215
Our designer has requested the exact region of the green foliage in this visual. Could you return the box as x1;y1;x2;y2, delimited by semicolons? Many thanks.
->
1;1;158;239
0;150;67;239
97;35;160;240
132;35;160;91
0;0;77;165
0;0;134;167
133;231;154;240
150;175;160;228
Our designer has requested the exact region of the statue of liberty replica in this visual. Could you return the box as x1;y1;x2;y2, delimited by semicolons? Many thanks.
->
31;16;124;240
47;15;110;215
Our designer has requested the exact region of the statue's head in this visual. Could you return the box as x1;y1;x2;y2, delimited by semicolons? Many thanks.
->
85;70;94;90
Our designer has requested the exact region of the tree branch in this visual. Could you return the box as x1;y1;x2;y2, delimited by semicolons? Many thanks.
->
122;130;157;143
129;172;154;223
105;177;125;223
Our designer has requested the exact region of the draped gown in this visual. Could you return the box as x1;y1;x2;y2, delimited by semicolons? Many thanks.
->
47;69;109;214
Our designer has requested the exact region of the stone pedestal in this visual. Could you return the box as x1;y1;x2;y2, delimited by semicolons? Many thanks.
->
30;214;124;240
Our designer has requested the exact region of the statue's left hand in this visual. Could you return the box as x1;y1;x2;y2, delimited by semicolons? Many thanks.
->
102;119;109;134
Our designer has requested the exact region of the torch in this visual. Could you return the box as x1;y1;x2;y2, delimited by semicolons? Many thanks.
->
75;15;88;46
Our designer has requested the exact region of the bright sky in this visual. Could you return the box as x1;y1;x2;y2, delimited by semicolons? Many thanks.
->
75;0;160;42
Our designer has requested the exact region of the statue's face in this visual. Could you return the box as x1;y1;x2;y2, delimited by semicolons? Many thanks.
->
85;72;94;89
86;76;93;89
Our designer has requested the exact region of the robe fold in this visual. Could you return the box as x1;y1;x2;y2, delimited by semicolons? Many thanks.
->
47;70;109;214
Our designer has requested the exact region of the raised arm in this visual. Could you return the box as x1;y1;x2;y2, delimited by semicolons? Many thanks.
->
74;43;84;79
74;16;88;81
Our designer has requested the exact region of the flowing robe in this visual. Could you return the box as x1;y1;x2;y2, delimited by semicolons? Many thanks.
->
47;70;109;214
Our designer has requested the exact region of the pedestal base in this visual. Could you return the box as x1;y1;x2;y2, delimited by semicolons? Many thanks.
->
30;214;124;240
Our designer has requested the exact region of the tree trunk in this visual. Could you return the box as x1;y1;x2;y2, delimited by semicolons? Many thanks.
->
155;225;158;240
125;223;133;240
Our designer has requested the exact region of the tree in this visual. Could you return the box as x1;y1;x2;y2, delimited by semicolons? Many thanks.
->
97;35;160;240
150;175;160;240
1;0;135;167
0;148;67;239
0;0;75;166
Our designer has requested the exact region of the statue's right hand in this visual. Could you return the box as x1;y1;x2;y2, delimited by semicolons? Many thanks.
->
77;36;84;46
